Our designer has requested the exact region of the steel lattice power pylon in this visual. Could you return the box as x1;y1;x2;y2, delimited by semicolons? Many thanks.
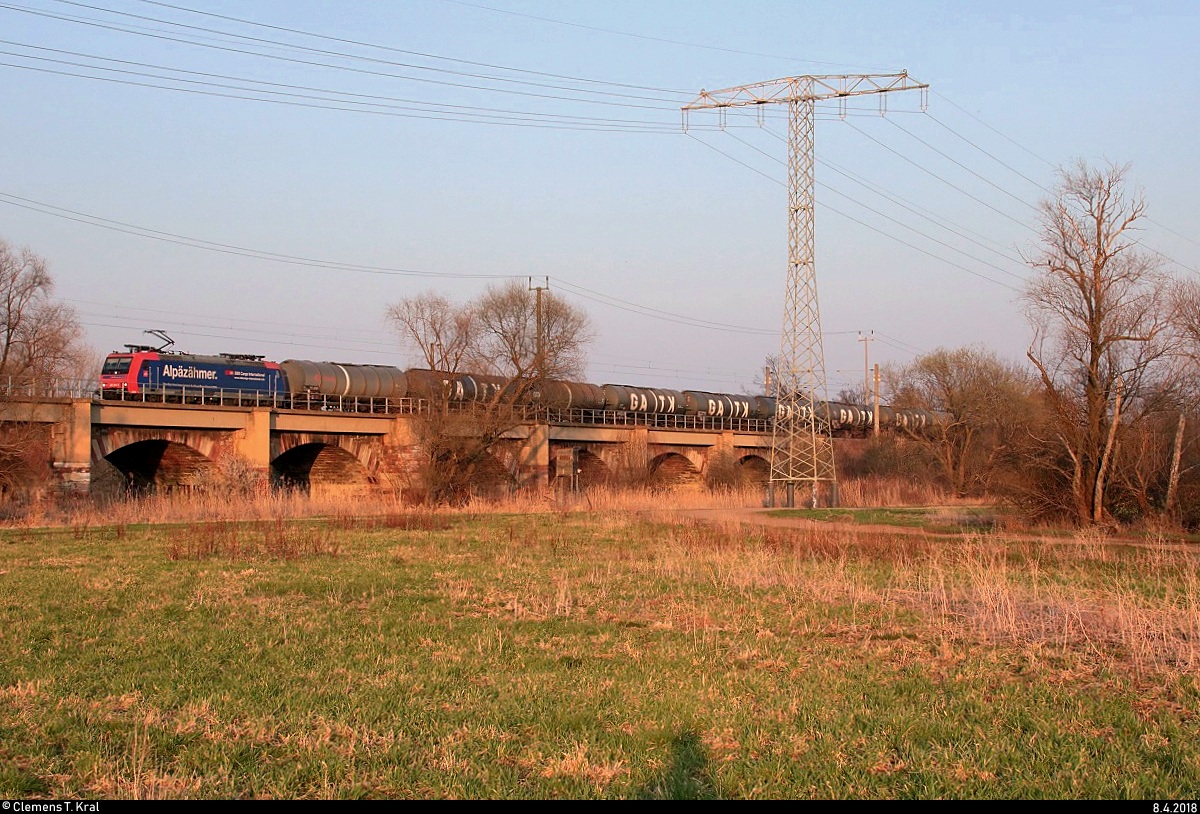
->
682;73;928;508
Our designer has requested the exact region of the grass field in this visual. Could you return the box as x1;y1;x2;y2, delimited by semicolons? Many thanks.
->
766;506;1002;534
2;494;1199;799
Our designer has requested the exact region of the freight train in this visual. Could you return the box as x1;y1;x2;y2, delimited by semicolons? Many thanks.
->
97;341;939;433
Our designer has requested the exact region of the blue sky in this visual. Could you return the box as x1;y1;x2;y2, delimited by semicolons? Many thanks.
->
1;0;1197;397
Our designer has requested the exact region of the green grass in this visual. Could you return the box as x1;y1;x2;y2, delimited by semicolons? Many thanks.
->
766;506;1000;534
766;506;1200;546
2;511;1199;799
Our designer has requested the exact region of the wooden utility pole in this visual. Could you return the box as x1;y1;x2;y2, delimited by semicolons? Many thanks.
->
858;331;874;406
529;277;549;380
1167;412;1185;514
873;363;880;438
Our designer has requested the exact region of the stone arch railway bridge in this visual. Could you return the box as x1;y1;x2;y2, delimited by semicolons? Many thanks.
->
8;391;799;496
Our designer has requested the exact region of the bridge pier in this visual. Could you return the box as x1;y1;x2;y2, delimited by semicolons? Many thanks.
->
51;400;92;492
518;423;550;491
235;408;273;478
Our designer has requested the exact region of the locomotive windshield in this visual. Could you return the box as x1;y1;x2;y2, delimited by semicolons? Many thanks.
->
101;356;132;375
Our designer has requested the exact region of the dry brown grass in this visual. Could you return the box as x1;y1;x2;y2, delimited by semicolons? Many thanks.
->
166;518;342;561
834;475;960;508
549;512;1200;677
5;476;1200;798
8;488;432;529
18;468;1197;683
0;473;986;531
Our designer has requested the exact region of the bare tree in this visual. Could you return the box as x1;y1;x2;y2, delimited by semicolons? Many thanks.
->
0;238;91;392
385;290;477;373
472;279;592;381
0;238;93;501
834;385;867;405
385;280;593;504
1022;160;1174;524
1153;278;1200;522
886;346;1035;497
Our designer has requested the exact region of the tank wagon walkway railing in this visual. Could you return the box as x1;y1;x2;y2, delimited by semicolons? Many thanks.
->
4;379;939;437
94;382;426;415
54;380;775;434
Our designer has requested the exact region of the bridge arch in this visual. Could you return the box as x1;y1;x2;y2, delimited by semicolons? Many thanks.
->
648;452;701;488
103;438;214;493
272;442;373;493
576;449;611;488
738;453;771;486
548;447;612;489
459;450;512;499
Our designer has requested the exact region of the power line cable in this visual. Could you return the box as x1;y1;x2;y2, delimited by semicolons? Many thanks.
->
931;90;1200;257
720;125;1028;271
820;155;1023;263
2;189;784;337
724;109;1026;262
434;0;876;69
0;59;689;131
817;181;1028;283
884;117;1038;212
0;191;520;279
0;41;688;125
34;0;690;102
749;99;1196;277
550;277;778;336
0;3;687;108
874;331;926;355
845;120;1035;233
685;132;1023;292
931;90;1056;169
126;0;692;94
925;113;1050;193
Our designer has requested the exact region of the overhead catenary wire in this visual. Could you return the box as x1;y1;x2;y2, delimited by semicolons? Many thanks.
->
72;301;398;348
79;317;398;358
7;190;917;378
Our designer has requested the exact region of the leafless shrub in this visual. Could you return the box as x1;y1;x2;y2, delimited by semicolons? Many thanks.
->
703;450;747;492
166;518;339;561
381;511;453;531
187;455;268;498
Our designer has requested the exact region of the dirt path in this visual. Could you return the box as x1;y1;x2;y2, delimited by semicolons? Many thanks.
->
663;505;1200;550
665;506;962;538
